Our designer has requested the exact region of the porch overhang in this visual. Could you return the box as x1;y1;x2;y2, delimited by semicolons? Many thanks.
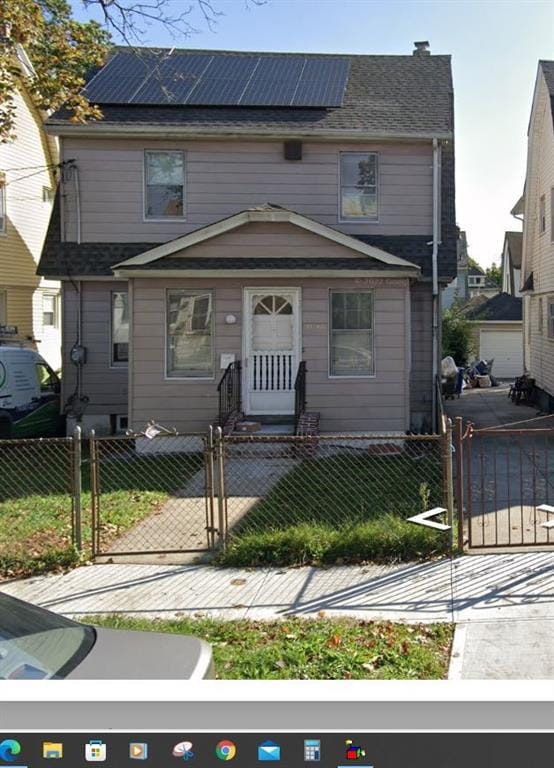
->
114;267;418;279
112;206;421;276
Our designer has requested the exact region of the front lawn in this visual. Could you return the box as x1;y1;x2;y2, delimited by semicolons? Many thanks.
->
88;615;454;679
0;442;203;579
218;452;449;567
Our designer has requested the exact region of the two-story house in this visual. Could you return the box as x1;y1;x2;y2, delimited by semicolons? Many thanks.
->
519;60;554;411
39;42;456;435
0;45;61;370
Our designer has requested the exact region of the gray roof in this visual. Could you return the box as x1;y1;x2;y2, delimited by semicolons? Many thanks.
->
468;265;485;276
48;47;454;137
463;292;522;322
504;231;522;268
540;60;554;119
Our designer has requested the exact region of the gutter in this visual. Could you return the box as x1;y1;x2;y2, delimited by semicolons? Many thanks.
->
431;137;442;431
43;123;453;142
112;268;420;279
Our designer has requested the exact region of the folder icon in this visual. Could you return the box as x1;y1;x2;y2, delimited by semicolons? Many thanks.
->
43;742;63;759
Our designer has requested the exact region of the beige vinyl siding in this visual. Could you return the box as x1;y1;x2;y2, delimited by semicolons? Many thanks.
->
130;277;410;433
61;138;433;243
523;69;554;397
61;281;128;416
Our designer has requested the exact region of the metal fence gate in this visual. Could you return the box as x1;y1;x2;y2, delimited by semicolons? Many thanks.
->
90;431;218;558
455;419;554;549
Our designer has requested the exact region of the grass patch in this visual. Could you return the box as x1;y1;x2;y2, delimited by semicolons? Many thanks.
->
87;615;454;680
218;452;448;567
0;443;203;579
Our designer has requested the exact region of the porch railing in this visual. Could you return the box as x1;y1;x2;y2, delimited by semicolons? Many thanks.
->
217;360;242;427
294;360;307;432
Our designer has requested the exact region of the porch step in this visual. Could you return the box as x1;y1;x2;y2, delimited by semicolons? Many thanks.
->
296;411;320;437
248;414;295;425
233;420;295;435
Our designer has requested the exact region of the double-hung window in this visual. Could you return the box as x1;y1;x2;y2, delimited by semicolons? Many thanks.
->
144;150;185;219
111;291;129;366
539;194;546;234
167;291;214;378
339;152;378;221
42;294;58;327
329;291;374;376
0;173;6;233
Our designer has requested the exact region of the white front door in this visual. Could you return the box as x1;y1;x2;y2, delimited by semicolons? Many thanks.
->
244;288;300;415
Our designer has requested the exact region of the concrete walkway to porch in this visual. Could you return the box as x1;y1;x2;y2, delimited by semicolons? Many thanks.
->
3;550;554;678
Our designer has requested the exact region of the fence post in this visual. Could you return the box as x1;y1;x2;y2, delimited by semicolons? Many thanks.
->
72;425;83;553
205;426;216;550
454;416;465;552
215;426;227;550
90;429;98;557
443;419;454;541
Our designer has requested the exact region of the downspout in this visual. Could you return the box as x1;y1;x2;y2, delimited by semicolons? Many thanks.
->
431;138;441;431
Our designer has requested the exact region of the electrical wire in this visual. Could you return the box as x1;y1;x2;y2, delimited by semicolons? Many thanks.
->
4;167;60;186
0;162;60;173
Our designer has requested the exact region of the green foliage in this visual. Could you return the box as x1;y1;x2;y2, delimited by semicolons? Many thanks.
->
485;262;502;288
442;307;475;366
88;614;454;680
0;0;110;141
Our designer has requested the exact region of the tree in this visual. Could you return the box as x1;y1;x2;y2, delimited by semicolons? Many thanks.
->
485;261;502;288
0;0;264;142
442;307;475;367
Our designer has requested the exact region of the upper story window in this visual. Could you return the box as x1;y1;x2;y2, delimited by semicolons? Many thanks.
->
548;297;554;340
144;150;185;219
551;188;554;242
539;194;546;234
111;291;129;366
339;152;378;222
0;173;6;233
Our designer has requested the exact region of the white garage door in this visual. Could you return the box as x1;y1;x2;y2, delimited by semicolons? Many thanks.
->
480;329;523;379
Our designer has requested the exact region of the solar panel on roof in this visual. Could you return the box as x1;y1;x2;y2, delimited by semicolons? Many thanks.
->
84;51;350;108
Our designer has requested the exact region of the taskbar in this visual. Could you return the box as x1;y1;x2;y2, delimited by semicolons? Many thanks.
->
0;731;552;767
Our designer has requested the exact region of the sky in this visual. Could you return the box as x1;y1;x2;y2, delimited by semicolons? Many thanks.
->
71;0;554;268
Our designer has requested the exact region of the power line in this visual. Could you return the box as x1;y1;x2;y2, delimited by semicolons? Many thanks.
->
0;162;60;173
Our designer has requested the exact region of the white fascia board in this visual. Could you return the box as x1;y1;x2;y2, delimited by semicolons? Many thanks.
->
114;209;419;270
468;320;522;325
112;268;419;279
44;123;452;142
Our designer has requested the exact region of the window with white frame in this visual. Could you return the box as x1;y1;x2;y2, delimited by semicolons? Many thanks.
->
111;291;129;365
548;297;554;340
0;173;6;233
144;150;185;219
329;291;374;376
539;194;546;234
339;152;378;221
167;291;214;378
0;291;6;325
42;294;58;327
538;298;543;334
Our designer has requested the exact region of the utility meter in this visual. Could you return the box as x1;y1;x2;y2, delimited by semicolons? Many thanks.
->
70;343;87;365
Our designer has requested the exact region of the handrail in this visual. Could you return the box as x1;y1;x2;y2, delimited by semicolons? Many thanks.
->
294;361;307;432
217;360;241;427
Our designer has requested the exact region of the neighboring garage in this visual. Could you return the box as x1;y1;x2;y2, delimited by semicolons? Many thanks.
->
461;292;523;380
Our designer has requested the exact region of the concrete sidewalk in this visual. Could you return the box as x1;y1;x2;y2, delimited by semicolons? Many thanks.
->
3;551;553;678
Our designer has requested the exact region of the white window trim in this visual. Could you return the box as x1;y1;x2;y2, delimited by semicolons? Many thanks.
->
109;290;129;369
550;187;554;243
547;296;554;341
338;151;380;224
0;289;7;325
327;289;376;379
42;292;59;329
143;149;187;223
539;193;546;235
165;289;215;381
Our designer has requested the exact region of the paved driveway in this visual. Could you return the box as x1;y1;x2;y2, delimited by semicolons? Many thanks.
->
445;385;554;548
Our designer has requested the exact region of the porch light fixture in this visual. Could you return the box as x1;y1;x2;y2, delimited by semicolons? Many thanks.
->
225;314;237;324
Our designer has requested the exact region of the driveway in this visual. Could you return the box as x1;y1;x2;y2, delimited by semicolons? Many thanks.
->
445;385;554;548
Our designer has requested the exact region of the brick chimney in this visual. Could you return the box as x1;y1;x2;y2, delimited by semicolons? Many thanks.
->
413;40;431;56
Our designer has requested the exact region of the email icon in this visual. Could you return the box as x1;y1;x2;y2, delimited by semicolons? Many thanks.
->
258;740;281;761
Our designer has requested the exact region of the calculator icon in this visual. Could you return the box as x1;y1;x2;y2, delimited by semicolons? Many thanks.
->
304;739;321;761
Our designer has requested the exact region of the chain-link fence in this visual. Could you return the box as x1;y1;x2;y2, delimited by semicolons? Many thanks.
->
0;427;455;578
91;432;209;557
0;436;76;578
219;433;452;566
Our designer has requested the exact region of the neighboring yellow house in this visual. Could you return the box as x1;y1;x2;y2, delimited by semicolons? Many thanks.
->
0;46;61;370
